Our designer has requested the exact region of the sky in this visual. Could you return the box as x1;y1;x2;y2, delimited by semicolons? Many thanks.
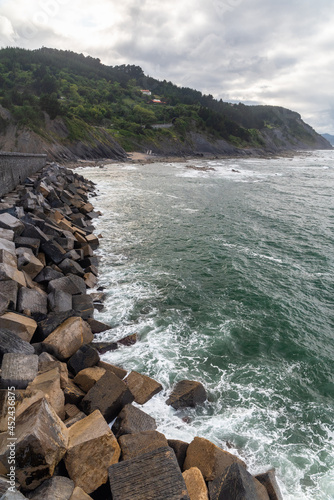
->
1;0;334;134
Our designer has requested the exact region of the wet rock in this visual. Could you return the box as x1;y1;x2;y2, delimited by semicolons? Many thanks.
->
168;440;189;470
166;380;207;410
118;333;137;347
0;353;39;389
183;437;247;481
84;272;98;288
67;344;100;375
208;462;261;500
0;328;35;363
108;446;190;500
17;288;48;315
255;469;283;500
0;398;68;490
93;341;118;354
0;312;37;342
125;370;163;405
98;361;127;380
81;371;134;423
112;404;157;438
182;467;209;500
42;317;93;361
26;476;75;499
73;367;106;392
86;318;111;334
65;410;120;494
119;430;168;461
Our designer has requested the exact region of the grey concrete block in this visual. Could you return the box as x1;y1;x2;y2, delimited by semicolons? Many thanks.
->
0;353;39;389
17;287;48;315
0;328;35;363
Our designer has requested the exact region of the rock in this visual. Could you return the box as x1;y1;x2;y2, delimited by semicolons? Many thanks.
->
255;469;283;500
64;412;87;428
0;490;28;499
41;240;67;264
0;248;17;267
0;263;26;287
34;310;75;341
42;317;93;361
183;437;247;482
168;440;189;470
0;213;24;236
64;380;86;405
73;367;106;392
166;380;207;409
14;236;40;255
17;288;48;315
16;248;44;279
47;290;73;313
119;430;168;461
69;486;93;500
112;404;157;438
67;344;100;375
26;476;75;499
254;478;271;500
58;258;85;277
93;341;118;354
64;404;81;420
48;275;86;296
98;360;127;379
85;234;99;250
38;352;69;389
0;313;37;342
64;410;120;494
84;272;97;289
108;446;190;500
0;238;16;255
208;462;261;500
27;367;65;419
0;398;68;490
72;294;94;319
125;371;163;405
0;353;39;389
118;333;137;347
0;281;18;310
21;223;50;244
0;228;14;241
34;266;64;283
182;467;209;500
81;371;134;423
0;293;9;315
0;328;34;363
80;202;94;215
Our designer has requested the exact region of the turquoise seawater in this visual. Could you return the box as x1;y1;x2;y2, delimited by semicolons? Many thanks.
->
80;150;334;499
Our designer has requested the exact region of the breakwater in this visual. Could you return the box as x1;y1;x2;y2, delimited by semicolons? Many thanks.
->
0;163;283;499
0;152;47;198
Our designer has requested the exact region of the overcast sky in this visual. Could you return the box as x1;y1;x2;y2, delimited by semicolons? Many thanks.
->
1;0;334;133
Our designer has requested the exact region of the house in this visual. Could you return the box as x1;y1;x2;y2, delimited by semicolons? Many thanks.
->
140;90;152;96
150;99;166;104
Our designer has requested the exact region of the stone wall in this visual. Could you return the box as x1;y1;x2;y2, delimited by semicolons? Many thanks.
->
0;152;47;198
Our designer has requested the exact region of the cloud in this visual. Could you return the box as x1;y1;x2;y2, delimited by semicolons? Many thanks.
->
1;0;334;133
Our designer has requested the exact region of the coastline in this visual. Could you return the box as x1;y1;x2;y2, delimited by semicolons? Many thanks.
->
0;161;283;499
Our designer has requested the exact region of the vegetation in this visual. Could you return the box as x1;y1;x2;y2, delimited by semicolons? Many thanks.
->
0;47;320;151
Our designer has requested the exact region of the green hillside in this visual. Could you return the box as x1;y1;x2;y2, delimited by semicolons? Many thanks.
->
0;47;331;157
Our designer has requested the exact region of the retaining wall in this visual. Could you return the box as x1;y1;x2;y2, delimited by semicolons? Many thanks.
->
0;152;47;197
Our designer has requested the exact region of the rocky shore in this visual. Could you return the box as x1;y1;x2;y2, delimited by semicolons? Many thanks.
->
0;163;283;499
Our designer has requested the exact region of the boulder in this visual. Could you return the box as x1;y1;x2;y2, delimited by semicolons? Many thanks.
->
21;223;50;244
42;317;93;361
0;353;39;389
48;275;86;296
17;288;48;315
81;371;134;423
166;380;207;409
168;440;189;470
64;380;86;406
0;213;24;236
112;404;157;438
0;328;34;363
72;294;94;319
14;236;40;255
38;352;69;389
16;248;44;279
58;258;85;277
0;263;26;287
27;367;65;419
125;371;163;405
85;234;99;250
98;360;127;379
33;310;75;341
64;410;120;494
26;476;75;499
69;486;93;500
64;404;81;420
0;490;28;499
0;313;37;342
0;389;46;434
0;248;17;267
182;467;209;500
0;293;9;315
119;430;168;461
0;228;14;241
0;238;16;254
64;412;87;428
84;272;97;289
73;367;106;392
118;333;137;347
0;281;18;310
208;462;262;500
41;240;67;264
67;344;100;375
93;341;118;354
108;446;190;500
183;437;247;482
47;290;73;313
34;266;64;283
0;398;68;490
255;469;283;500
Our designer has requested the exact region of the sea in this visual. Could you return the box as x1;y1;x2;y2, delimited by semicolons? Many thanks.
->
78;150;334;500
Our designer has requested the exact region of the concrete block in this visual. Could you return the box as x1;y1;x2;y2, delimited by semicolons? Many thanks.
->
27;367;65;419
0;328;35;363
42;317;93;360
48;290;73;313
0;312;37;342
0;353;39;389
17;287;48;315
0;213;24;236
72;294;94;319
67;344;100;375
125;371;163;405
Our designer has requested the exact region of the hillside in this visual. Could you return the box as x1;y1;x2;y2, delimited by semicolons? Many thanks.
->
0;47;331;160
322;133;334;146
